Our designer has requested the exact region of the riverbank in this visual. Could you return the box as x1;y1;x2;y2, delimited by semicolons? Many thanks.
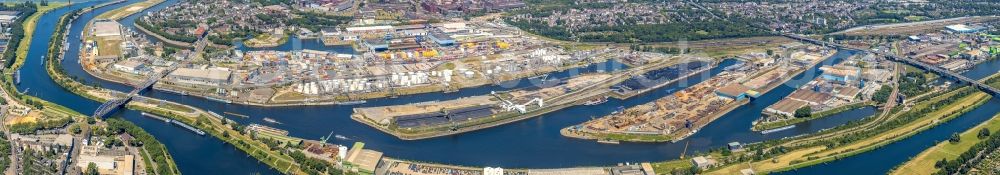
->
42;1;302;174
10;2;77;69
3;2;181;175
131;19;193;48
95;0;164;20
349;56;708;140
84;47;621;107
351;71;625;140
242;33;289;48
708;86;991;174
754;101;876;131
565;49;838;143
561;99;750;143
890;113;1000;175
608;60;717;100
750;53;869;131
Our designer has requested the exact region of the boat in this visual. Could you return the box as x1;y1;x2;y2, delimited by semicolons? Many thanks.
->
724;62;745;71
263;117;281;124
223;112;249;118
205;96;231;104
583;96;608;106
597;139;620;144
40;56;45;66
336;100;366;105
14;70;20;85
141;112;172;123
610;106;625;115
760;125;796;134
334;134;349;140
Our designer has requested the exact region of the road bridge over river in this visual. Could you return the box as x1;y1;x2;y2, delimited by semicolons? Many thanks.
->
782;33;1000;97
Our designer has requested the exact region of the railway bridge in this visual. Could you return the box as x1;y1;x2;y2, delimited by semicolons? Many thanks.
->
91;63;180;118
92;38;206;118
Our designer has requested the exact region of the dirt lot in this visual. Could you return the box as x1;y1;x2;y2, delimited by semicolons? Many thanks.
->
834;16;1000;36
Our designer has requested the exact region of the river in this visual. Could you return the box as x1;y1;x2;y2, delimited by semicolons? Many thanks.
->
22;0;996;174
17;1;280;174
774;58;1000;174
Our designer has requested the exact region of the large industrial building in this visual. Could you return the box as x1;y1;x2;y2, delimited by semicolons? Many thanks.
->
167;68;233;86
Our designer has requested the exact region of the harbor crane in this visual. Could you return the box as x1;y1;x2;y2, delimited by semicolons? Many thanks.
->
320;130;335;144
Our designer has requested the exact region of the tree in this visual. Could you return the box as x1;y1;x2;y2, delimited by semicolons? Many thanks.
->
949;132;961;143
872;86;892;103
69;124;82;134
86;162;99;175
794;106;812;118
978;128;991;139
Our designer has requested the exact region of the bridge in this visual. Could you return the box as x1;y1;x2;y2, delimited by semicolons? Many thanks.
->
91;63;180;118
92;38;206;118
781;33;1000;97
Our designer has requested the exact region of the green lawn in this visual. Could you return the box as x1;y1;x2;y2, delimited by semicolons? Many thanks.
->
13;3;68;68
652;159;693;174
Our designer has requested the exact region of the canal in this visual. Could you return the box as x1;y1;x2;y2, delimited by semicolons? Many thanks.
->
25;0;999;173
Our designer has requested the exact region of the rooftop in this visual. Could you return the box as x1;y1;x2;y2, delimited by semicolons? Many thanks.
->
169;68;232;81
716;83;751;97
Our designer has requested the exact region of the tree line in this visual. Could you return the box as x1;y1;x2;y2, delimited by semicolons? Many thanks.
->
105;118;180;175
0;2;38;68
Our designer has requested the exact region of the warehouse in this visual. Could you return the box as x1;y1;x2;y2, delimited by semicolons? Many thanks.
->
715;84;752;100
167;68;232;86
429;32;455;46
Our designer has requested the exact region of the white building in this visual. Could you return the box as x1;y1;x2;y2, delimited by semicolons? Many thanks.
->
113;60;146;74
692;156;716;169
484;167;504;175
167;68;232;86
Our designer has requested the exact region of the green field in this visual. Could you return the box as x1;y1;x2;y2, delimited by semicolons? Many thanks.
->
893;114;1000;174
96;37;122;57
